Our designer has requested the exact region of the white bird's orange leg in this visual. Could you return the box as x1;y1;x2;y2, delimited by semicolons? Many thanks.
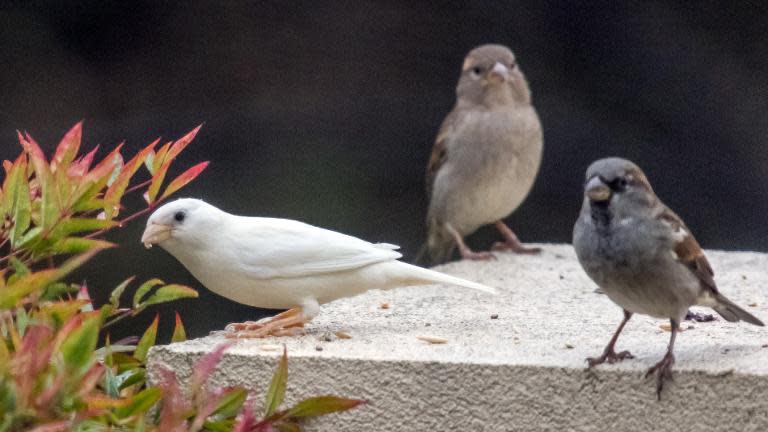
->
225;307;312;338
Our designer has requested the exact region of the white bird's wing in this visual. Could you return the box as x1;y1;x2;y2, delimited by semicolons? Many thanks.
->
225;216;402;279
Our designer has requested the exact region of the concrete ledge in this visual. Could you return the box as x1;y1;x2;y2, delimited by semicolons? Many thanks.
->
147;244;768;431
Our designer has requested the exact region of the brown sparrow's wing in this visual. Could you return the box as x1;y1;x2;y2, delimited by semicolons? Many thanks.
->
657;208;716;291
425;109;461;199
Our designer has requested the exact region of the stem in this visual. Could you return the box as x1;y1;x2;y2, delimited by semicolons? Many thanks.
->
125;179;152;195
84;203;160;239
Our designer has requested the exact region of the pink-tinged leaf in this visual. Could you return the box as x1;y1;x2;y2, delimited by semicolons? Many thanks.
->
286;396;367;418
134;314;158;362
85;143;123;183
159;161;209;200
189;343;232;396
2;160;12;174
51;121;82;173
103;139;158;217
233;402;257;432
18;131;47;168
152;141;173;173
68;145;99;178
264;346;288;417
77;362;106;396
59;314;100;375
28;421;72;432
165;124;203;162
171;311;187;343
77;282;94;312
146;158;172;204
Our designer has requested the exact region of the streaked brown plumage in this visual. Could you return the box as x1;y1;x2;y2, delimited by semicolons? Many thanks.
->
421;44;543;264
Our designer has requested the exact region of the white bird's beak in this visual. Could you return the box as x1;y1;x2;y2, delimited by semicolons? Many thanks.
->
141;223;172;249
488;62;510;83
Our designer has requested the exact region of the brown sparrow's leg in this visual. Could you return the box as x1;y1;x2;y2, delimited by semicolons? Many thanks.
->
491;221;541;254
225;308;309;338
645;318;678;400
445;223;495;261
587;310;635;367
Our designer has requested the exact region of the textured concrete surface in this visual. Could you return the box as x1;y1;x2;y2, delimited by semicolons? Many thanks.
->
148;244;768;431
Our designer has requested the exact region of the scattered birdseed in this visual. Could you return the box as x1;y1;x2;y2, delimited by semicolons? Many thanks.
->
380;302;390;309
564;343;574;349
335;331;352;339
315;345;323;352
417;335;448;344
659;323;684;332
490;314;499;319
684;311;716;322
748;303;758;307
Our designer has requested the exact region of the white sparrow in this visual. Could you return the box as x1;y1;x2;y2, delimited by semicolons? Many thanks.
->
572;157;763;399
142;198;495;337
421;43;543;264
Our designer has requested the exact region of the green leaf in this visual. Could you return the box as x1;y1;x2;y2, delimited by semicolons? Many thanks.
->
264;347;288;417
113;387;162;419
9;158;31;248
134;314;158;362
104;367;120;398
171;311;187;343
140;284;198;307
50;237;116;255
16;226;42;249
211;387;247;419
132;278;163;308
103;141;158;218
60;315;100;375
57;218;117;235
286;396;366;418
110;276;135;308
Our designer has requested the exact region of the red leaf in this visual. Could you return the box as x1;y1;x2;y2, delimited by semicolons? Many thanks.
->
165;124;202;162
189;342;231;396
171;311;187;343
68;145;99;178
233;403;257;432
18;131;49;180
159;161;209;200
51;121;82;173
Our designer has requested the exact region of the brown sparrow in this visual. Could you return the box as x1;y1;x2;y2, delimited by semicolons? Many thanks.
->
421;44;543;264
573;157;763;399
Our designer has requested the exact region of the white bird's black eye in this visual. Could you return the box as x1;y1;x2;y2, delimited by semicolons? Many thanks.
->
174;211;186;223
471;66;483;76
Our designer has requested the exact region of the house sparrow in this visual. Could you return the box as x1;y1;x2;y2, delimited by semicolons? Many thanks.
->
142;198;495;337
573;157;763;399
421;44;543;264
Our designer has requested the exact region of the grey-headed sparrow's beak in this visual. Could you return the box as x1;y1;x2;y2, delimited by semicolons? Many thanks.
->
141;223;172;249
585;176;611;202
488;62;510;83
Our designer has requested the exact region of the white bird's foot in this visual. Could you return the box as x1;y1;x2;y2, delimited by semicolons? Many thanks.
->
225;308;310;338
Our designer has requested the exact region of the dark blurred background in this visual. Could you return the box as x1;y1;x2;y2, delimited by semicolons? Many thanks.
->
1;1;767;339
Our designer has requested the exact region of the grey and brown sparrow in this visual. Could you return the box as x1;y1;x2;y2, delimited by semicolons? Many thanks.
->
573;157;763;399
421;44;543;264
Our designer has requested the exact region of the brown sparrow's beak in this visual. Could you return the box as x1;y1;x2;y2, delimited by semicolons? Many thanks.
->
488;62;510;83
141;222;172;249
585;176;611;202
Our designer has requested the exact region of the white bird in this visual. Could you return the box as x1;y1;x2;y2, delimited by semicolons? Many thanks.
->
141;198;496;337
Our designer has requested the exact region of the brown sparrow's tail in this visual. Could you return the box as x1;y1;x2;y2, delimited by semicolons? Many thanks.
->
712;293;764;326
415;221;456;265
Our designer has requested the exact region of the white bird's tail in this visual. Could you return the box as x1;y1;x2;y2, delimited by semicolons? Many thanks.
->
391;262;496;295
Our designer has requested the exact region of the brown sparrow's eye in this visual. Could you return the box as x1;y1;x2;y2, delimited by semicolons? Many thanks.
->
616;178;629;190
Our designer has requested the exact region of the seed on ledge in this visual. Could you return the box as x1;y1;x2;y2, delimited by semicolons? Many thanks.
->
417;335;448;344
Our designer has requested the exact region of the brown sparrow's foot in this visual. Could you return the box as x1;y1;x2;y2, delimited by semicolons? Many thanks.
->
459;248;496;261
493;221;541;254
645;351;675;400
225;308;309;338
587;348;635;367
